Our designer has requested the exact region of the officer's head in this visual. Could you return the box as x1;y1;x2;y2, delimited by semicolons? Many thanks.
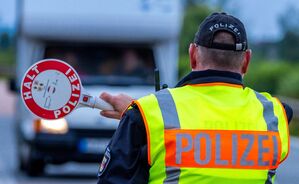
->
189;12;251;75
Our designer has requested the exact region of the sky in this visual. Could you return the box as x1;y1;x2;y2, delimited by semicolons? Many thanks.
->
0;0;16;27
213;0;299;42
1;0;299;42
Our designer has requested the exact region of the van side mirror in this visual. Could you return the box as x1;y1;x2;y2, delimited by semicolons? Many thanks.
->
9;78;19;93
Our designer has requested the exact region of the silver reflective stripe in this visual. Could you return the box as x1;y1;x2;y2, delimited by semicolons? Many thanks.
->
254;92;278;184
155;89;180;129
254;92;278;132
164;167;181;184
155;89;181;184
265;169;276;184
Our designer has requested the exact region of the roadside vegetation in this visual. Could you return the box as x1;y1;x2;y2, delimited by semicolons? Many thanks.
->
0;44;15;78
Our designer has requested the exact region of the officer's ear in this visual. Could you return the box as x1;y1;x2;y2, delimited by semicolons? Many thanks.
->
241;49;251;75
189;43;198;70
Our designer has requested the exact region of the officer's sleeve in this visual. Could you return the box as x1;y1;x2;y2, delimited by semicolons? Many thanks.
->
281;102;293;124
97;104;150;184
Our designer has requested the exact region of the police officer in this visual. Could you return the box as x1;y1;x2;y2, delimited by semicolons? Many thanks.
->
97;12;293;184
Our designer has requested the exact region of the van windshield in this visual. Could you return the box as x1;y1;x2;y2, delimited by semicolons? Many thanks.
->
44;43;155;86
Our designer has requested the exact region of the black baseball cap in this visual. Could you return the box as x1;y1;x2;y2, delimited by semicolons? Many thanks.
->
194;12;248;51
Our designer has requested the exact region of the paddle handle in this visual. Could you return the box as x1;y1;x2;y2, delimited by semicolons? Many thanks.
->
93;97;114;110
79;94;114;110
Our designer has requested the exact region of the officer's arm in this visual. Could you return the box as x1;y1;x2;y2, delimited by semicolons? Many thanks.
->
282;102;293;124
97;105;150;184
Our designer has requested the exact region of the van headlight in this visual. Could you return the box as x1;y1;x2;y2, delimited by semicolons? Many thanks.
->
34;118;69;134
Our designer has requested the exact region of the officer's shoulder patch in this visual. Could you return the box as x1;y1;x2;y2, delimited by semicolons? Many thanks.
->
98;147;111;177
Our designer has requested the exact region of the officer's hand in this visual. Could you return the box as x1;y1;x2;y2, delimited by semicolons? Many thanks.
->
99;92;133;120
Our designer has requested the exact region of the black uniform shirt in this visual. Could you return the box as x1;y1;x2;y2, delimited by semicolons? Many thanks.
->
97;70;293;184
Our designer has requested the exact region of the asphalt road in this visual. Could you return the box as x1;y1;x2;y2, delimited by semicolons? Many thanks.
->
0;115;298;184
0;116;98;184
276;136;299;184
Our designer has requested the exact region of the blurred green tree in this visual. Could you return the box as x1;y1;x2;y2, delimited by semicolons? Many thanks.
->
279;31;299;62
179;4;211;77
0;32;10;49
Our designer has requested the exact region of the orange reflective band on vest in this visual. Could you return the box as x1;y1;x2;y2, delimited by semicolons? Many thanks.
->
164;130;281;170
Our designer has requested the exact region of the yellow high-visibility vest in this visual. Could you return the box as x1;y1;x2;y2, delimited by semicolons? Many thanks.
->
135;83;289;184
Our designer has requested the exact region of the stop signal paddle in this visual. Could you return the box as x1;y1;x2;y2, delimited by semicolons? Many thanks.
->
21;59;114;120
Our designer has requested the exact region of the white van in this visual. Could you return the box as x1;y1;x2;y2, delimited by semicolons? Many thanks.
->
14;0;183;176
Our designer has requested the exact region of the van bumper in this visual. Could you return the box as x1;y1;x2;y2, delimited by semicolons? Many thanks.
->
30;128;115;164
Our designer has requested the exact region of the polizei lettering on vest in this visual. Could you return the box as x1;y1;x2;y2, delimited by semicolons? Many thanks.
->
164;130;280;170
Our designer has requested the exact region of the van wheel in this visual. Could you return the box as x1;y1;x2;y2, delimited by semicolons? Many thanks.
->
25;158;45;176
19;141;45;176
19;159;25;171
18;141;29;171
